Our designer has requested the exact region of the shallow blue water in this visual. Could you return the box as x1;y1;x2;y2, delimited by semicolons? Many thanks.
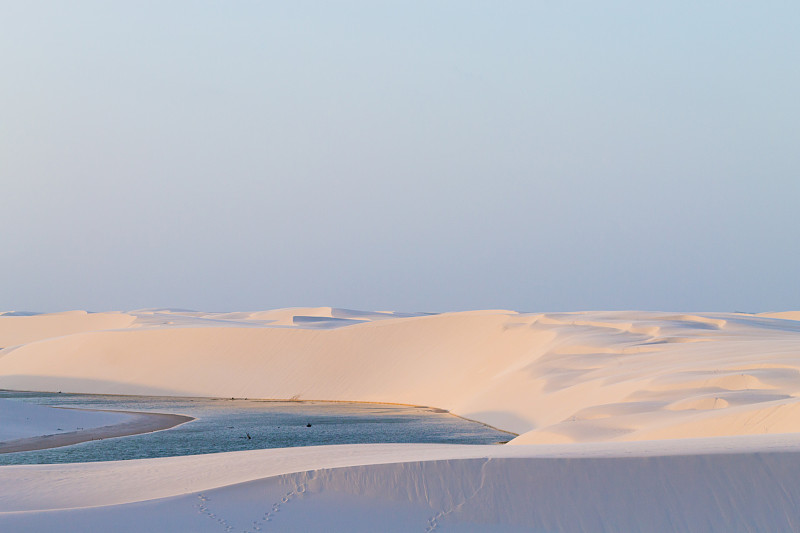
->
0;391;512;465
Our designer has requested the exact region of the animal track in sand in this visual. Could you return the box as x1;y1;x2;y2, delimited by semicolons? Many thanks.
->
194;493;245;532
191;474;317;532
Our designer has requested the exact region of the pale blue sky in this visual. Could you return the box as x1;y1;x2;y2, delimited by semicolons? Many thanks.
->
1;2;798;313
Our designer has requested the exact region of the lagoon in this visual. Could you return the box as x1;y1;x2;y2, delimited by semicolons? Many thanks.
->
0;391;511;465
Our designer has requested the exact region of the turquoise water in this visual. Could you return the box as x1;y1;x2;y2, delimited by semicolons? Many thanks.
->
0;391;511;465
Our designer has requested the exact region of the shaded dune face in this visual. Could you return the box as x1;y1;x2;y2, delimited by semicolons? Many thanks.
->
4;444;800;532
1;308;800;444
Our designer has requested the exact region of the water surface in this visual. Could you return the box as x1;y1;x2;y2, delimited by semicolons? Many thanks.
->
0;391;511;465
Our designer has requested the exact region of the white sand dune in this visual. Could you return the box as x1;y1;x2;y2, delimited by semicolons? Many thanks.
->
2;308;800;531
2;309;800;443
0;310;135;348
3;437;800;531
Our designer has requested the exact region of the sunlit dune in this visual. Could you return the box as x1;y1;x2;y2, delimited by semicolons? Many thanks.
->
3;308;800;531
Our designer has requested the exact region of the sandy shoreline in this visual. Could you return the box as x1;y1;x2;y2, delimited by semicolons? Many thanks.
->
3;308;800;530
6;309;800;444
0;409;193;454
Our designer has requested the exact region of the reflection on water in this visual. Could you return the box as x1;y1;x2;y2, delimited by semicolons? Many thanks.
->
0;391;511;465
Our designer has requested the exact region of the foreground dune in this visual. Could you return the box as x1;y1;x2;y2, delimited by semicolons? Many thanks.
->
3;437;800;531
2;308;800;531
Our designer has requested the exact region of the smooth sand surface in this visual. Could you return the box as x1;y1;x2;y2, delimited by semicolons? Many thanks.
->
0;398;135;442
2;308;800;531
2;309;800;443
0;404;193;454
0;311;135;348
3;437;800;531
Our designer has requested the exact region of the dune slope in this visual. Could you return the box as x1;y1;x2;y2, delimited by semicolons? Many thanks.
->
3;437;800;532
3;308;800;531
2;309;800;443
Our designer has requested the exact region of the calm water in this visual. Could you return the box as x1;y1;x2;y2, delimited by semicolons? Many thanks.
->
0;391;511;465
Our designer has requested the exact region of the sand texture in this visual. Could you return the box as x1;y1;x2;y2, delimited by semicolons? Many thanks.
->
3;438;800;532
2;308;800;531
2;309;800;444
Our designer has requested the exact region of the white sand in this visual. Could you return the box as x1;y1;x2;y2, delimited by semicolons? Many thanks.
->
0;310;135;348
2;309;800;443
0;399;193;453
0;398;133;442
2;308;800;531
3;438;800;531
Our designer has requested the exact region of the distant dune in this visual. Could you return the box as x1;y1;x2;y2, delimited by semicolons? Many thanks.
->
2;308;800;444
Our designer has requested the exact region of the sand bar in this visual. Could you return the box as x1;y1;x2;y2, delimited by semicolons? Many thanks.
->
0;408;193;454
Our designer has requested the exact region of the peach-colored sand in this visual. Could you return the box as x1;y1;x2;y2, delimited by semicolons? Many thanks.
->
2;309;800;444
3;308;800;531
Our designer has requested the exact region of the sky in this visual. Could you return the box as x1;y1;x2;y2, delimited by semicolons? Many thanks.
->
1;1;799;313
